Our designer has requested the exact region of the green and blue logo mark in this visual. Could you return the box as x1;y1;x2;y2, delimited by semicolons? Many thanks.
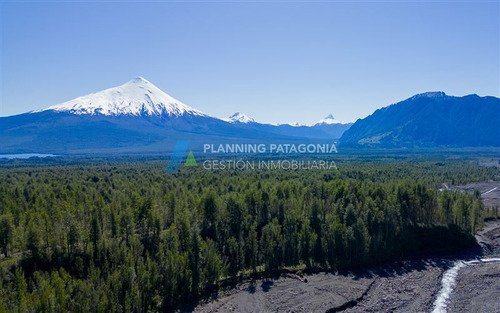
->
165;140;198;173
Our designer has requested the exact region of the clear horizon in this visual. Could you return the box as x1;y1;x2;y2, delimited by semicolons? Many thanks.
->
1;1;499;124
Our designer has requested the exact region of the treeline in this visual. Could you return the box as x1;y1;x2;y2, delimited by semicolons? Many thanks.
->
0;158;495;312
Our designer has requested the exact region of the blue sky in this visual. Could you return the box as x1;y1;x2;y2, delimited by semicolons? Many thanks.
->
1;1;498;124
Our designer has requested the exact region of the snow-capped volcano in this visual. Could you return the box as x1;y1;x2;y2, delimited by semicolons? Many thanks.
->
39;77;204;117
315;114;344;125
224;112;255;123
1;77;355;154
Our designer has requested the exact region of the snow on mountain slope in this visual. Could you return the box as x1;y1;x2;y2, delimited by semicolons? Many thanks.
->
315;114;344;125
38;77;205;117
287;122;309;127
224;112;255;123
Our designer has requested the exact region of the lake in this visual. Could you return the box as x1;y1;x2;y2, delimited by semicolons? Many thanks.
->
0;153;58;159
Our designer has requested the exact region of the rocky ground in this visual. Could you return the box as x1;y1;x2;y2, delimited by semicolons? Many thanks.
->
191;272;374;313
446;219;500;313
188;259;448;313
447;262;500;313
188;259;453;313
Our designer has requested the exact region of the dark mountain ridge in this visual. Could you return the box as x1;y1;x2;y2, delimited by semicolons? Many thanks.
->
339;92;500;148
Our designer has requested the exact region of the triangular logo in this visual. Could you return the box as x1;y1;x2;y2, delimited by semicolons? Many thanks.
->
184;150;198;167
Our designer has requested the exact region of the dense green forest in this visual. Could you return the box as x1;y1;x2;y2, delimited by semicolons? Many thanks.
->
0;157;498;312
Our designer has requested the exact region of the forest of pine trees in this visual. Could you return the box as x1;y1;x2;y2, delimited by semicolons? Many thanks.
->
0;157;497;312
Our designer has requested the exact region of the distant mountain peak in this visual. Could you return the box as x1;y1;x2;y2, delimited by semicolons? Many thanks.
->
316;114;344;125
225;112;255;123
287;122;307;127
130;76;148;84
410;91;447;99
38;77;204;117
